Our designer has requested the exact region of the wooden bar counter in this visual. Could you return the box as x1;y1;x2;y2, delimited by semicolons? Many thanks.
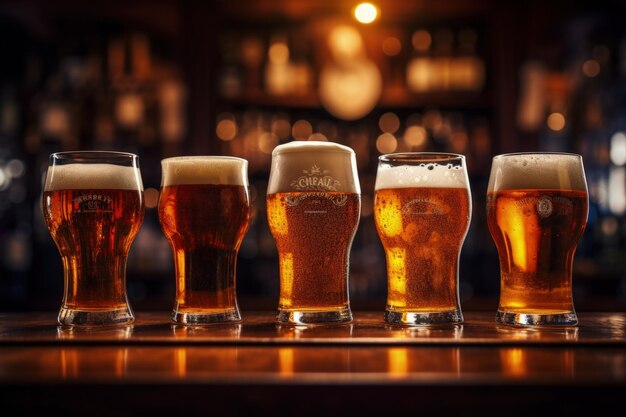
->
2;312;626;416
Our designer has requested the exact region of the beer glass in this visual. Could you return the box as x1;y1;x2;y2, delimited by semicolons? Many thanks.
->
487;152;588;326
374;153;471;325
43;151;144;326
267;141;361;324
158;156;250;324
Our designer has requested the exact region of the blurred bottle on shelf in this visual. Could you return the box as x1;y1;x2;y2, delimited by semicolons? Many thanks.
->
406;29;432;93
407;27;485;94
450;28;485;92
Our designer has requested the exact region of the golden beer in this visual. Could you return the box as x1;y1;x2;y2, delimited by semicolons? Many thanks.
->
374;153;471;325
43;152;144;326
487;153;588;326
267;192;360;310
158;156;250;324
267;141;361;324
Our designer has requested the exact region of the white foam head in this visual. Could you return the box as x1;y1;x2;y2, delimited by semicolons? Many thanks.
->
45;163;143;191
161;156;248;187
268;141;360;194
488;153;587;191
375;154;469;190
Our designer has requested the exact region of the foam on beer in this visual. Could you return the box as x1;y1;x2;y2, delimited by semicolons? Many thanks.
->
268;141;360;194
488;153;587;191
45;164;143;191
161;156;248;187
375;163;469;190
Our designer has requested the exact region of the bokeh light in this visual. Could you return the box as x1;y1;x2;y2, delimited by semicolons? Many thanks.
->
354;3;378;24
547;112;566;131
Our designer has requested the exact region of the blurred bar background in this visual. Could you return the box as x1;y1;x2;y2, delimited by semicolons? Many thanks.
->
0;0;625;312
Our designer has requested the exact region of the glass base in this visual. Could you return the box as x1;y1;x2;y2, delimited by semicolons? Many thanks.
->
172;308;241;324
496;310;578;326
58;306;134;326
385;309;463;325
277;306;352;325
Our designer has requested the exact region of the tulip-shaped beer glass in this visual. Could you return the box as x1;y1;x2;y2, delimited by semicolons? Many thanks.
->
158;156;250;324
43;151;144;326
267;141;361;325
374;153;471;325
487;153;589;326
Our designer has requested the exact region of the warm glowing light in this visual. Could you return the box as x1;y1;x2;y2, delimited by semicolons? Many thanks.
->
608;167;626;215
292;120;313;140
258;132;279;154
547;112;566;131
387;247;407;303
423;110;442;131
144;188;159;209
602;217;619;236
382;37;401;56
216;119;238;141
377;195;403;237
379;112;400;134
404;125;427;147
116;94;144;128
308;133;328;141
376;133;398;153
175;348;187;378
354;3;378;24
271;116;291;139
411;30;432;52
279;347;294;375
582;59;600;78
502;348;527;377
279;254;294;305
267;195;289;236
269;40;289;65
610;132;626;166
328;25;364;61
388;348;409;377
497;195;538;272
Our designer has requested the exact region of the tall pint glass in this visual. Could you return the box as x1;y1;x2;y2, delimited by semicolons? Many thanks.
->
43;151;144;326
158;156;250;324
374;153;471;325
487;152;589;326
267;141;361;325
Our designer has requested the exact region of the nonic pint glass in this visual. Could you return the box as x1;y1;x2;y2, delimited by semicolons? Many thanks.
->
374;153;471;325
43;151;144;326
487;152;589;326
267;141;361;324
158;156;250;324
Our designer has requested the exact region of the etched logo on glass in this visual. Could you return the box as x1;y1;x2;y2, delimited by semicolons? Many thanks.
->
285;192;348;208
290;165;341;191
537;196;553;218
73;194;113;213
401;198;445;216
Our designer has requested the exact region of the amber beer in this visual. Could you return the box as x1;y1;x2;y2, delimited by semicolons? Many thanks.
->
374;153;471;325
487;153;588;326
158;156;250;324
267;141;361;324
43;152;144;326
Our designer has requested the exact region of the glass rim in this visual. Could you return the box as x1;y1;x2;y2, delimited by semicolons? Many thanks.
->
493;151;582;160
378;152;465;163
51;150;138;158
161;155;248;164
272;140;355;156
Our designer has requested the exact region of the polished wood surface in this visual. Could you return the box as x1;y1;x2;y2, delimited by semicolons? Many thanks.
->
2;312;625;416
2;311;626;345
